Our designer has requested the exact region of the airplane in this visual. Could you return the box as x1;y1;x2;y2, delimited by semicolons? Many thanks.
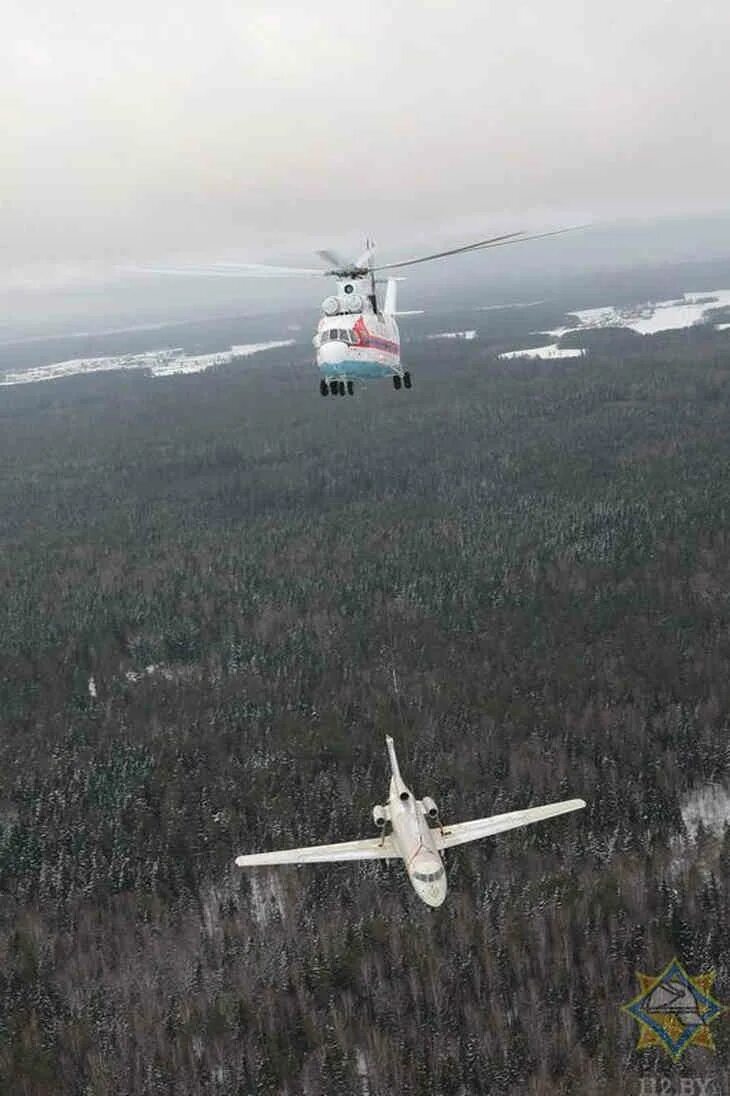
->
138;226;581;398
234;735;586;907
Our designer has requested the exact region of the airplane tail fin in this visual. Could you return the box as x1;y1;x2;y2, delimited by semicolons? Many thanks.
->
386;735;415;801
385;735;402;781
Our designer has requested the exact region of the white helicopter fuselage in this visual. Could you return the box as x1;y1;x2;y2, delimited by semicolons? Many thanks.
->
313;277;402;383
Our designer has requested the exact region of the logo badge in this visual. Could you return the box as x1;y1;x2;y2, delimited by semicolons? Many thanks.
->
622;958;726;1061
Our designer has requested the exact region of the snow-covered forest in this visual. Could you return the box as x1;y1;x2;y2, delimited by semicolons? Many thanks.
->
2;329;730;1093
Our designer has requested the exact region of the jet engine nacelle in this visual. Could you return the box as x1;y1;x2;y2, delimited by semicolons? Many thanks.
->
372;804;390;828
420;796;439;820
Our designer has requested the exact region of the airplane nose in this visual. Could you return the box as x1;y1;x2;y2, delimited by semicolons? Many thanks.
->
421;882;446;908
410;861;447;907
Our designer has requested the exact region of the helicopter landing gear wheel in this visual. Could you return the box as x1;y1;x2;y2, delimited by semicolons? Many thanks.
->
403;371;412;389
320;379;328;396
393;375;402;391
329;382;338;396
338;381;346;396
347;381;354;396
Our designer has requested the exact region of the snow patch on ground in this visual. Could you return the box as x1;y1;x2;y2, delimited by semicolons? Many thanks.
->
125;663;198;684
499;344;586;361
426;330;477;340
126;664;166;683
541;326;579;339
0;340;295;386
356;1048;371;1095
200;875;241;941
681;783;730;839
87;676;97;699
248;873;286;928
715;323;730;331
542;290;730;339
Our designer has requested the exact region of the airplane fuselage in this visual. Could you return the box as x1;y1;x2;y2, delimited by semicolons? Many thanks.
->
384;737;447;907
388;784;447;907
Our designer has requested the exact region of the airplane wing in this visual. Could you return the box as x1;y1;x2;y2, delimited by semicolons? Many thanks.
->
436;798;586;850
235;834;399;867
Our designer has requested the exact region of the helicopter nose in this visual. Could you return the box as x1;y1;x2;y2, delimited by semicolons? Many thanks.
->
318;340;347;366
315;341;346;372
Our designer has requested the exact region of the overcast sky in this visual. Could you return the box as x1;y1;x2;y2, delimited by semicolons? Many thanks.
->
3;0;730;290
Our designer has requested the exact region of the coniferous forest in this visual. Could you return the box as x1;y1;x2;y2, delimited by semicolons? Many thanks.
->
2;324;730;1094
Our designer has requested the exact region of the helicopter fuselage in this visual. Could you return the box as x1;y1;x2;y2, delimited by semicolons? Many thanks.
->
313;277;404;389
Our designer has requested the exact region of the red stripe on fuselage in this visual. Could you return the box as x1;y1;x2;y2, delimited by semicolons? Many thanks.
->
351;316;399;355
360;335;400;354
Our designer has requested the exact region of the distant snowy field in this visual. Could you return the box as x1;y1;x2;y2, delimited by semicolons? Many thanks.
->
499;344;586;361
499;289;730;361
0;340;295;386
427;330;477;341
545;289;730;338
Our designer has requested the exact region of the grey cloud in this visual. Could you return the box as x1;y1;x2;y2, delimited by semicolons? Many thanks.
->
2;0;729;287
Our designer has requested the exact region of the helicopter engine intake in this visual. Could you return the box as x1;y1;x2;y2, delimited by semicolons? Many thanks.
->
344;293;363;313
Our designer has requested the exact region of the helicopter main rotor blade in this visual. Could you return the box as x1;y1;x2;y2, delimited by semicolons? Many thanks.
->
129;225;586;282
370;226;585;273
316;249;355;270
131;262;325;279
354;244;375;268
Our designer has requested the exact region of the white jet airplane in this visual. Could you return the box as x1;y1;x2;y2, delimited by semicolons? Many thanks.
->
235;736;586;907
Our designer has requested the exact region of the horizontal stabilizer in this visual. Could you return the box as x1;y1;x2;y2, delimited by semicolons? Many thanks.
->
235;834;399;867
436;798;586;849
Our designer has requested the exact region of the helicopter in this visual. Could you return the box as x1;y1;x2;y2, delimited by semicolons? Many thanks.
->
141;227;578;396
